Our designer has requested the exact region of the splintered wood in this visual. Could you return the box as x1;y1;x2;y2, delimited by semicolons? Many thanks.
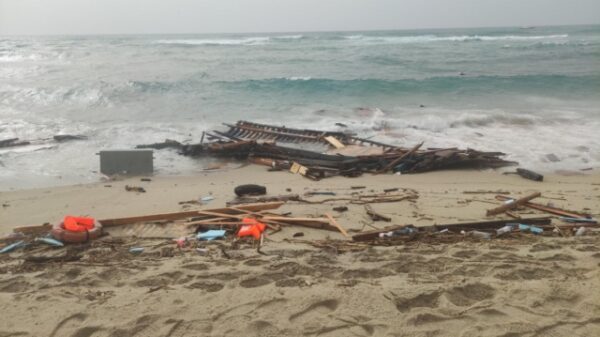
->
486;192;541;216
138;120;517;179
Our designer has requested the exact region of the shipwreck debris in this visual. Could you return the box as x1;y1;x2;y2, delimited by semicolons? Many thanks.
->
137;120;517;179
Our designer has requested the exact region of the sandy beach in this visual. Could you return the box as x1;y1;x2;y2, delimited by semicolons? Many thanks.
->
1;166;599;337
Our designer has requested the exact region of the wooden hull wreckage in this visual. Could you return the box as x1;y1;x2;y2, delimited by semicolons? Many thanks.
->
138;120;517;179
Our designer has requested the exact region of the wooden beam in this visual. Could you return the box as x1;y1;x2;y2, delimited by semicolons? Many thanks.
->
364;204;391;222
351;216;552;241
324;136;345;149
486;192;541;216
378;141;423;173
12;223;52;235
325;213;349;237
495;195;589;218
98;202;284;227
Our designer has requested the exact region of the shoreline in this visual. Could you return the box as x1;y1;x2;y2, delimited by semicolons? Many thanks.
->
1;165;600;337
2;165;598;233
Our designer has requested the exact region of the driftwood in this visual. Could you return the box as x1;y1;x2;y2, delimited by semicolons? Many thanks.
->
13;223;53;235
325;213;349;237
140;120;517;179
98;202;284;227
0;138;30;148
1;135;87;149
495;195;590;218
378;141;423;173
516;168;544;182
226;194;301;206
136;139;182;150
364;204;391;222
299;194;418;205
352;216;552;242
486;192;541;216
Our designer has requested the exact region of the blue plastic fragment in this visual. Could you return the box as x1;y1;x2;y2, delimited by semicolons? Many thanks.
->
197;230;226;241
560;217;597;224
518;224;543;234
0;241;26;254
35;237;64;247
129;247;144;254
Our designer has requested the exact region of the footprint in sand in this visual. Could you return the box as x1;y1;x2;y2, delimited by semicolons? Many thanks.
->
289;299;340;321
187;281;224;292
495;267;554;280
452;249;480;259
0;276;31;293
243;259;270;266
181;263;209;271
239;276;272;288
444;282;496;307
49;313;88;337
275;278;308;288
393;291;441;312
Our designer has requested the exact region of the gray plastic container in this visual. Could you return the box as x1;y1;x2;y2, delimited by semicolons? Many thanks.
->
99;150;153;176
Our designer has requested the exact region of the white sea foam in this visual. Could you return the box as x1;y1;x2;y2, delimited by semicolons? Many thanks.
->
344;34;569;44
154;37;270;46
286;76;312;81
273;35;304;40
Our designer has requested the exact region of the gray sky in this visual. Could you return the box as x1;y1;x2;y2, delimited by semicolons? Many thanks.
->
1;0;599;35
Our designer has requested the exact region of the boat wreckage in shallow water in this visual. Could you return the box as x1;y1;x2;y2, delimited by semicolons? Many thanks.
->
137;120;517;180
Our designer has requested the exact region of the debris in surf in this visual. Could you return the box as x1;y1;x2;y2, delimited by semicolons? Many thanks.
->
137;120;517;180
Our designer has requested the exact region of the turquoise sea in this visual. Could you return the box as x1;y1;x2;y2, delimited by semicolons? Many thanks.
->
1;25;599;188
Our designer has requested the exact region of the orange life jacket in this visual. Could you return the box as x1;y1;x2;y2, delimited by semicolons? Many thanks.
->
237;217;266;239
63;216;95;232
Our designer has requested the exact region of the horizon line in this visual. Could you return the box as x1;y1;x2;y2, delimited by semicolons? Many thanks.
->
1;22;598;37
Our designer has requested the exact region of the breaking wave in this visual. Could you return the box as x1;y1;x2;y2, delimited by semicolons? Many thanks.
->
154;37;271;46
222;74;600;97
343;34;569;44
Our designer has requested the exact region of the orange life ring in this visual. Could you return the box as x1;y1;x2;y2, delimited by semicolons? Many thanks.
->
51;221;103;243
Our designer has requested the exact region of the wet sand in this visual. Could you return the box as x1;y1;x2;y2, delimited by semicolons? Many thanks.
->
1;167;599;337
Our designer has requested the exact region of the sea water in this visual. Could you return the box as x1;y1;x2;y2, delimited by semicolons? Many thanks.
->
1;25;599;189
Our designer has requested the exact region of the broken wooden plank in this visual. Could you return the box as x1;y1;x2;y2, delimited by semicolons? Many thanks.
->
13;223;53;235
364;204;391;222
290;162;309;176
378;141;424;173
486;192;541;216
325;213;349;238
429;217;551;232
516;168;544;182
495;195;589;218
351;216;552;241
324;136;345;149
352;224;412;241
99;202;284;227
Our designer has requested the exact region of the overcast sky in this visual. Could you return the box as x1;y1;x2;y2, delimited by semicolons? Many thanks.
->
1;0;599;35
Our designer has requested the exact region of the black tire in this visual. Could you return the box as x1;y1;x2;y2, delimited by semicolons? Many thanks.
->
234;184;267;197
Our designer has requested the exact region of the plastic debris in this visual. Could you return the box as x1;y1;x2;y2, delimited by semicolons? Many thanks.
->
197;230;226;241
469;230;492;240
560;217;597;224
200;196;215;204
174;237;188;248
496;224;515;236
379;227;416;238
518;223;544;235
129;247;144;254
35;237;64;247
0;241;26;254
575;227;588;236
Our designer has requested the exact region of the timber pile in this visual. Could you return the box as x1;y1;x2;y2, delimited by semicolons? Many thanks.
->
138;120;516;179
